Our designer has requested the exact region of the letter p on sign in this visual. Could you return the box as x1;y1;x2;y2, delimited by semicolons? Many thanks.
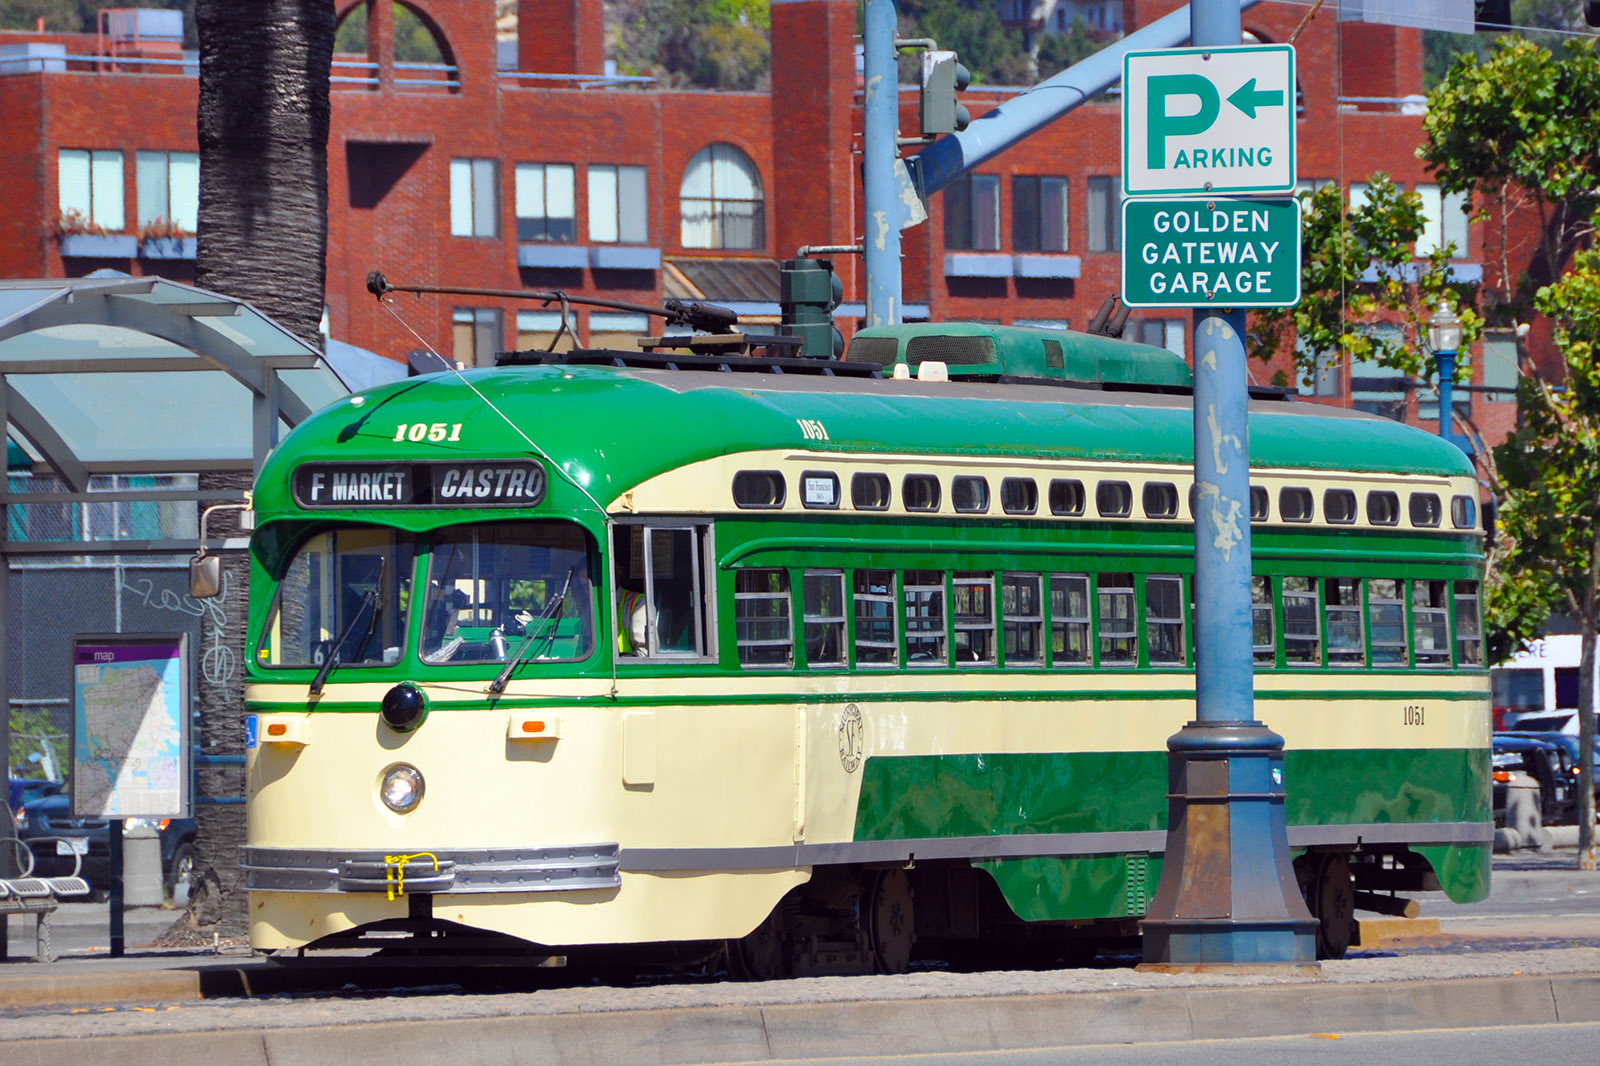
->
1146;74;1219;170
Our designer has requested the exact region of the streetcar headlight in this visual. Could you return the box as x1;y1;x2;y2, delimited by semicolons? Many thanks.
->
380;764;425;813
380;682;428;733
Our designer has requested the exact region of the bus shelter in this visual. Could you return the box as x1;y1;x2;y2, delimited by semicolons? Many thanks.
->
0;276;348;913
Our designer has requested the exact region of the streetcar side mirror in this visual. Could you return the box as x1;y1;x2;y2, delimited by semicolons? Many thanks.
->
190;552;222;599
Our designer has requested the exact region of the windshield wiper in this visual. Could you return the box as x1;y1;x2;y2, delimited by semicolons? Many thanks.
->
310;560;385;696
489;569;574;695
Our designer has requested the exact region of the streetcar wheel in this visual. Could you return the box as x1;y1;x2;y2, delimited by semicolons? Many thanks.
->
726;904;788;981
1308;852;1355;960
869;868;915;975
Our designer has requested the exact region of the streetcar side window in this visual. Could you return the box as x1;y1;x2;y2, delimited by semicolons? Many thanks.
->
1325;577;1364;667
904;569;947;666
1413;579;1451;668
1282;577;1321;665
1368;578;1407;667
1252;576;1275;667
1002;572;1045;667
953;571;996;665
854;570;899;667
1145;575;1185;665
1049;573;1091;666
734;569;792;668
1455;580;1485;666
613;524;714;659
803;570;847;668
1097;573;1136;666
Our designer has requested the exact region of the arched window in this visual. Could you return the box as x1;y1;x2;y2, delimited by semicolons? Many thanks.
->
680;144;765;250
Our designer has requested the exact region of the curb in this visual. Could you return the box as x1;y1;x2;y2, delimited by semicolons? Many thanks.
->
0;962;274;1010
5;972;1600;1065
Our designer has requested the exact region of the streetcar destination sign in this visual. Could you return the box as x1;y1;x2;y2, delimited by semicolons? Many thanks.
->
292;461;547;508
1120;197;1301;308
1123;44;1296;196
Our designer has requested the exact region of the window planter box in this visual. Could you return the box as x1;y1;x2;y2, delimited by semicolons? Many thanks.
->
59;234;138;258
139;237;197;260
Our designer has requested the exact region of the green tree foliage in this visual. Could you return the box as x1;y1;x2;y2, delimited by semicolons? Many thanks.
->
1035;17;1113;81
1247;176;1481;388
7;707;66;781
1493;235;1600;864
1420;35;1600;320
610;0;770;90
895;0;1027;84
334;2;444;64
0;0;193;44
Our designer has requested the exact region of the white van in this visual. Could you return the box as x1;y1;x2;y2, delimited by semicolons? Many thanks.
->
1491;633;1599;733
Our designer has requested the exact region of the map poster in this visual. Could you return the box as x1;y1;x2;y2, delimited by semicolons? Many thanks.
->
70;634;191;820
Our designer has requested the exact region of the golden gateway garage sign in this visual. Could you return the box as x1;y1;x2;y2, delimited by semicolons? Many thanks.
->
292;461;547;508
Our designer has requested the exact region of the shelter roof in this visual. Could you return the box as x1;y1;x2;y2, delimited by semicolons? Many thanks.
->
0;276;348;487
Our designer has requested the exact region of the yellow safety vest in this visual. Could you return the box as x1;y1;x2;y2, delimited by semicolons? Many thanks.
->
617;590;646;654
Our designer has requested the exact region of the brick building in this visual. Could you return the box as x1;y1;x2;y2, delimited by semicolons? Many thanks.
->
0;0;1518;446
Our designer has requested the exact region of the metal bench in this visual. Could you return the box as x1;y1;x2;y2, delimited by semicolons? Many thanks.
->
2;832;90;962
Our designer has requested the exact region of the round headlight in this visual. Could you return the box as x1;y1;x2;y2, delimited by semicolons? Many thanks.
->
380;682;428;733
380;764;424;813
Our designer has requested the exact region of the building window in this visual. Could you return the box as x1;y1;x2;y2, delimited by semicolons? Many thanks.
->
453;307;503;366
1481;332;1519;404
135;151;198;231
515;163;575;242
1087;176;1120;252
588;312;650;349
58;149;124;230
1136;319;1185;357
1351;326;1407;421
944;173;1000;251
1013;175;1068;252
589;164;648;243
450;158;499;237
515;310;577;353
1416;184;1470;258
680;143;764;249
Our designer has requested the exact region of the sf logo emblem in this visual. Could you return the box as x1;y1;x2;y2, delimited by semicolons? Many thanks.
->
837;704;864;773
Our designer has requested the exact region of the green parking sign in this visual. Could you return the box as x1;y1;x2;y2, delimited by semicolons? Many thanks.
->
1121;197;1301;308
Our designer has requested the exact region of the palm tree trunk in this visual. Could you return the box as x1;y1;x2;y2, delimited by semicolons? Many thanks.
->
194;0;334;347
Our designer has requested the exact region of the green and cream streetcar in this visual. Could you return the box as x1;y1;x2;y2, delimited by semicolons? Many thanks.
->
232;324;1489;971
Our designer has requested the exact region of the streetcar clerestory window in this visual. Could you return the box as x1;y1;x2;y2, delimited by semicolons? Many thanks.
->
952;476;990;514
1279;487;1314;523
733;471;785;509
734;569;791;668
800;470;841;510
421;522;595;666
1250;486;1270;522
1143;483;1179;520
1049;479;1085;516
1096;481;1132;518
1000;477;1039;515
259;528;415;669
1323;489;1357;525
1409;493;1442;528
1450;494;1476;530
852;472;891;511
1367;491;1400;526
903;474;941;512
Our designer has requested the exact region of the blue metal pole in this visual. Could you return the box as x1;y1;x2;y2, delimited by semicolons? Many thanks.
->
1138;0;1319;971
862;0;902;327
1437;349;1457;447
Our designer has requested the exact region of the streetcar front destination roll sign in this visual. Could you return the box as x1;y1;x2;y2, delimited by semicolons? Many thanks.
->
1120;196;1301;309
293;460;547;508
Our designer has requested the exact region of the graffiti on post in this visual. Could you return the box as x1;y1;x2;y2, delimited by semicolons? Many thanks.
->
116;570;236;685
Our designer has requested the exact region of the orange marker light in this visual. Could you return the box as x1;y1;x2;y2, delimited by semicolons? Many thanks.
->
521;720;546;734
267;723;288;737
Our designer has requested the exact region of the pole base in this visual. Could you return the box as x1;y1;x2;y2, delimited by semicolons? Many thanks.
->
1139;720;1320;969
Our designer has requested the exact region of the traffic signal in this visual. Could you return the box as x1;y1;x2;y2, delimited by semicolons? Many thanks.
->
1474;0;1510;29
780;258;843;359
920;50;971;137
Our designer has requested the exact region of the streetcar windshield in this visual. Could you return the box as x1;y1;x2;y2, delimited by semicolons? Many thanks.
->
259;528;415;668
421;521;594;664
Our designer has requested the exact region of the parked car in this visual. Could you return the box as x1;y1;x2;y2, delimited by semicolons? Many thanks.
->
1492;733;1583;827
15;791;195;900
7;776;62;812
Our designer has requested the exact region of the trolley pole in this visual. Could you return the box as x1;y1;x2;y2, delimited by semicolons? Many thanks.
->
862;0;902;327
1138;0;1319;969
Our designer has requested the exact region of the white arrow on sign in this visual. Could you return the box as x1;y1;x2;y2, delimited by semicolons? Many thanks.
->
1123;44;1296;197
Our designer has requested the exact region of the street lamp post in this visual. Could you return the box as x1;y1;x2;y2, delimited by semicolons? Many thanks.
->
1427;301;1468;454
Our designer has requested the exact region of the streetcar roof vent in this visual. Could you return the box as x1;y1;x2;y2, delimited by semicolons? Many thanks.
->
495;345;883;378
